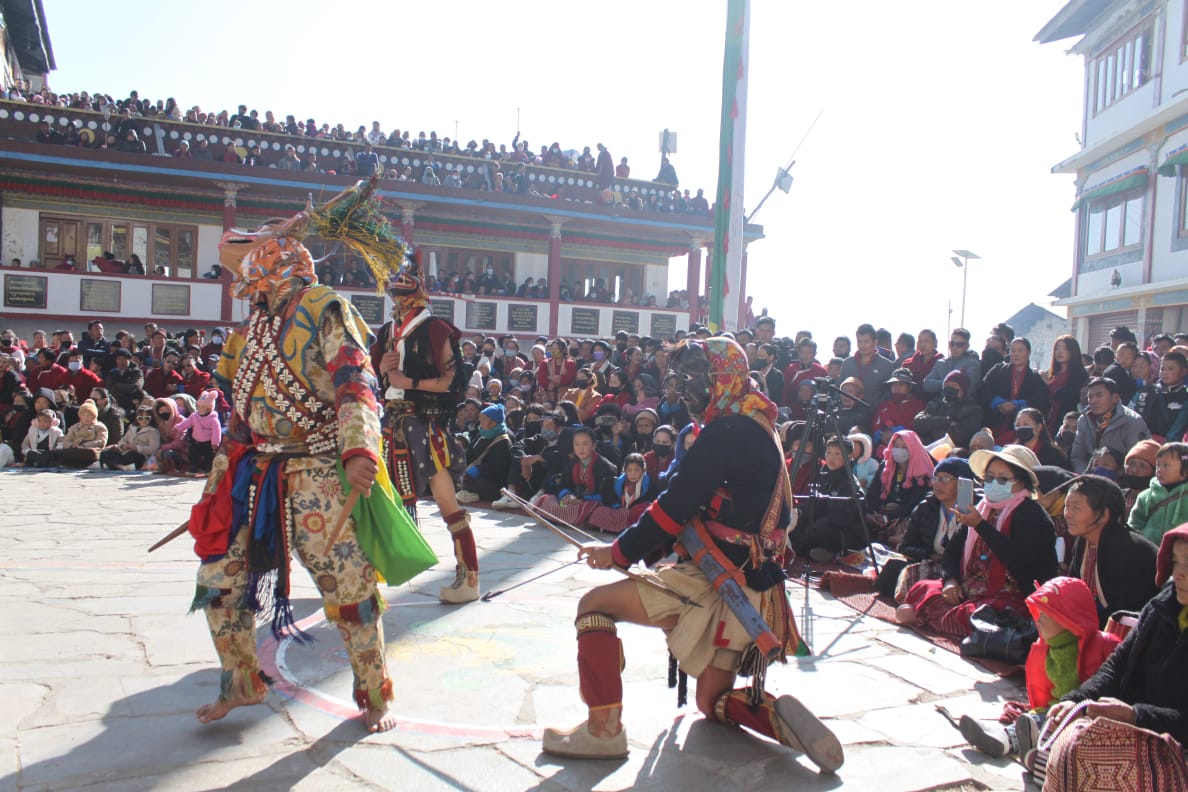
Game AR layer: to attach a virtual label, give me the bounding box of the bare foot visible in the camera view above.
[895,604,917,625]
[195,694,265,724]
[366,705,398,733]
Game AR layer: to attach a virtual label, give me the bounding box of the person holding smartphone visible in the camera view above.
[893,457,975,601]
[896,445,1058,638]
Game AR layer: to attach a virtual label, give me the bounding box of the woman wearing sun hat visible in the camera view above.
[896,444,1059,638]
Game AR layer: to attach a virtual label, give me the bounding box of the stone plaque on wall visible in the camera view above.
[611,310,639,335]
[650,313,677,340]
[80,278,121,313]
[151,283,191,316]
[570,307,600,336]
[465,301,497,330]
[507,304,538,333]
[3,274,47,309]
[351,294,386,326]
[429,299,455,324]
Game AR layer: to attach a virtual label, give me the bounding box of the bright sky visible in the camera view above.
[42,0,1083,346]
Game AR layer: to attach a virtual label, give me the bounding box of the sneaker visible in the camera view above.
[455,489,480,504]
[491,494,519,510]
[773,695,845,773]
[1014,713,1040,758]
[959,714,1011,758]
[542,720,628,759]
[439,566,479,604]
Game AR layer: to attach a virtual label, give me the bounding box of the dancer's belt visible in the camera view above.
[384,399,451,418]
[676,517,783,661]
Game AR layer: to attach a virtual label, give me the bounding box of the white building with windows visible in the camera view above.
[1039,0,1188,348]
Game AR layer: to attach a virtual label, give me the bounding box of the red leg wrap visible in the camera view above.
[445,510,478,572]
[714,689,778,740]
[576,613,623,709]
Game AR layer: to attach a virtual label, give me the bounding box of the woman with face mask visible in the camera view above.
[1013,407,1070,470]
[896,444,1059,639]
[980,338,1050,443]
[865,429,934,545]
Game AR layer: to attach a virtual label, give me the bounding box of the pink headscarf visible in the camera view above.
[879,429,934,494]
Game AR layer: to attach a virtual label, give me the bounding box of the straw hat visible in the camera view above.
[969,444,1041,490]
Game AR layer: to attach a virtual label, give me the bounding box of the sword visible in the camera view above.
[147,521,190,553]
[499,489,701,608]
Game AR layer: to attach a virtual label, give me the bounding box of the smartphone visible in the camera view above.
[957,477,974,511]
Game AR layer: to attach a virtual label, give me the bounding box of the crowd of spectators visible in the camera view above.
[2,305,1187,781]
[7,86,711,216]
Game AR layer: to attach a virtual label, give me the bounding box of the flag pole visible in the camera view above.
[709,0,751,332]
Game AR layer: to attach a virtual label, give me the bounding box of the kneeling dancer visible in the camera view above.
[188,182,400,732]
[542,338,844,773]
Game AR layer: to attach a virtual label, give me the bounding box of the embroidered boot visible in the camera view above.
[542,613,629,759]
[714,689,844,773]
[440,510,479,603]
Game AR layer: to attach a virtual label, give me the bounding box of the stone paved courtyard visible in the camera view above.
[0,469,1036,790]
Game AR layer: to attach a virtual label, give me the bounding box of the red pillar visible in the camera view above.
[736,249,748,331]
[548,220,563,336]
[686,242,702,330]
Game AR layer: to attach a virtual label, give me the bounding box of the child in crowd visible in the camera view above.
[588,452,656,534]
[790,435,866,562]
[1088,446,1124,482]
[959,576,1120,759]
[99,405,161,470]
[170,390,221,474]
[847,432,878,489]
[1128,441,1188,545]
[56,399,108,468]
[21,409,63,467]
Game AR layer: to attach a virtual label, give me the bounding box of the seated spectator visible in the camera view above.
[628,374,661,416]
[105,349,144,413]
[789,435,867,561]
[1040,525,1188,783]
[895,456,974,601]
[150,397,184,472]
[457,404,514,503]
[144,352,184,399]
[655,374,691,431]
[63,350,103,401]
[1012,407,1070,469]
[587,452,657,534]
[914,369,983,449]
[1129,441,1188,546]
[531,425,617,526]
[21,408,64,467]
[847,432,878,490]
[781,337,827,407]
[834,376,872,436]
[642,425,675,481]
[1122,438,1159,515]
[980,338,1050,443]
[1138,350,1188,442]
[897,445,1058,639]
[1071,377,1151,472]
[624,408,659,455]
[165,390,221,474]
[924,328,982,399]
[1064,474,1159,627]
[866,429,933,544]
[870,368,925,453]
[1128,351,1158,413]
[959,576,1121,759]
[53,398,108,468]
[88,388,124,445]
[900,329,942,389]
[99,405,161,470]
[1101,341,1139,405]
[115,130,147,154]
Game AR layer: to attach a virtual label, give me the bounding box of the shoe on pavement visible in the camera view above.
[960,714,1011,758]
[773,695,845,773]
[1014,713,1039,758]
[542,720,628,759]
[491,494,519,510]
[455,489,480,504]
[439,566,479,604]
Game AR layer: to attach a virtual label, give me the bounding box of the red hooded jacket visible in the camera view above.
[1024,576,1121,710]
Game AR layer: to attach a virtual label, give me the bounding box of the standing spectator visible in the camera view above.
[1042,335,1089,431]
[595,143,614,190]
[923,328,983,399]
[750,344,783,401]
[1102,341,1139,405]
[1140,351,1188,441]
[980,338,1050,442]
[78,320,111,367]
[901,329,942,392]
[839,324,895,404]
[893,332,916,365]
[356,144,379,177]
[1071,377,1151,472]
[654,156,678,186]
[781,338,828,407]
[615,157,630,178]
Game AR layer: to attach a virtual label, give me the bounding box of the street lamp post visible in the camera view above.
[951,249,981,329]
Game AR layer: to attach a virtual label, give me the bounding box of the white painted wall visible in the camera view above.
[514,252,549,284]
[0,269,224,324]
[1,206,39,264]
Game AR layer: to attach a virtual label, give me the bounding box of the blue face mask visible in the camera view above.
[1091,466,1120,481]
[504,348,516,357]
[982,479,1015,503]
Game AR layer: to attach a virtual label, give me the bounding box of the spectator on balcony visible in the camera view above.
[191,138,213,161]
[301,151,321,173]
[222,143,242,165]
[355,144,379,177]
[173,140,192,159]
[654,156,678,186]
[283,115,300,135]
[116,130,147,154]
[595,143,615,190]
[243,144,264,167]
[577,146,596,172]
[422,164,441,186]
[277,144,300,170]
[443,168,462,188]
[261,111,282,133]
[230,105,252,129]
[125,253,146,275]
[35,120,64,145]
[689,188,710,214]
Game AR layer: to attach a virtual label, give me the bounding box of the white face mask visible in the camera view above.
[68,361,82,371]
